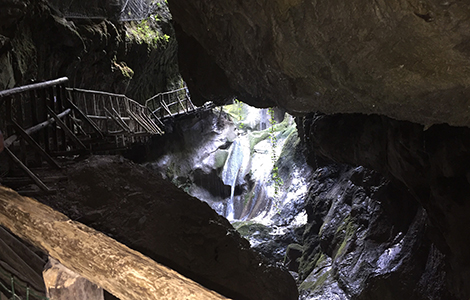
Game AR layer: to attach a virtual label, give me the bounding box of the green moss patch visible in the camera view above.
[333,215,358,260]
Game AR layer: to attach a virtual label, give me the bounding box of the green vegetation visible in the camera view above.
[112,56,134,79]
[126,16,170,50]
[333,215,358,260]
[223,99,246,129]
[269,107,284,212]
[299,253,331,291]
[299,269,330,291]
[234,99,244,129]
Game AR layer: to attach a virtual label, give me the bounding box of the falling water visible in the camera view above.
[146,102,313,252]
[221,135,251,220]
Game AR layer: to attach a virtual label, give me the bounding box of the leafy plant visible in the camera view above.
[234,99,245,129]
[269,107,283,212]
[126,16,170,51]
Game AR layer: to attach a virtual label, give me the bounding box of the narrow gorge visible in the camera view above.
[0,0,469,299]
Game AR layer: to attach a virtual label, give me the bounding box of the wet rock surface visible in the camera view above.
[296,164,454,300]
[300,113,470,299]
[36,155,298,300]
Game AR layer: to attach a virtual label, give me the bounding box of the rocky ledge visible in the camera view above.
[36,155,298,300]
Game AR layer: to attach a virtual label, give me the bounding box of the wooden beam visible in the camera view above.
[140,109,164,134]
[127,109,154,134]
[9,120,61,169]
[4,109,71,148]
[104,107,131,133]
[0,187,230,300]
[2,148,54,194]
[0,78,69,98]
[46,106,87,150]
[65,98,104,139]
[160,101,174,117]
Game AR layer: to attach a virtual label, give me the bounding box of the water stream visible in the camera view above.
[144,102,448,299]
[146,102,313,254]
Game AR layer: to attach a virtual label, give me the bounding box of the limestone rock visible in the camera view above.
[37,155,298,300]
[301,113,470,299]
[297,165,454,300]
[0,0,179,101]
[169,0,470,127]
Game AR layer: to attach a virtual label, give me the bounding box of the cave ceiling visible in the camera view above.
[168,0,470,128]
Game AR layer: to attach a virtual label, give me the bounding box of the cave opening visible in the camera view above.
[0,0,468,299]
[144,99,313,268]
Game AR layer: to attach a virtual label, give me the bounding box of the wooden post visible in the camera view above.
[56,85,67,152]
[2,148,53,193]
[65,98,104,138]
[46,106,86,150]
[9,120,61,169]
[0,187,230,300]
[38,89,50,153]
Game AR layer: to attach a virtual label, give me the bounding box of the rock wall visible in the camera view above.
[143,106,455,299]
[300,114,470,299]
[0,0,179,101]
[295,164,454,300]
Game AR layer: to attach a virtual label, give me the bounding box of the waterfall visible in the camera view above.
[147,102,311,225]
[221,135,251,220]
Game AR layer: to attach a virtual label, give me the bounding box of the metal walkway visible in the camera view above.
[0,77,198,194]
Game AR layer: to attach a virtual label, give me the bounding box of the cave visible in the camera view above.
[1,0,470,299]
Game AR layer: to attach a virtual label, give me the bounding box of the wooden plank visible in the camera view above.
[0,227,46,289]
[0,187,230,300]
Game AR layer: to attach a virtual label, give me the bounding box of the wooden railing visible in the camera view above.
[0,77,201,194]
[0,77,84,193]
[67,88,164,137]
[0,77,167,194]
[145,86,196,121]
